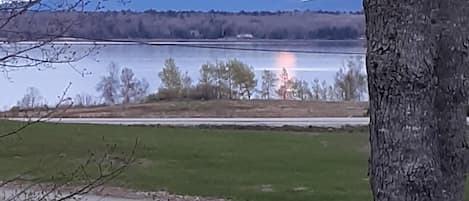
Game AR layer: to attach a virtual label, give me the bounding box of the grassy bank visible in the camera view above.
[1,100,368,118]
[0,121,371,201]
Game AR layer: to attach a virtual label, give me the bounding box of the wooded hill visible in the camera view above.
[1,10,365,40]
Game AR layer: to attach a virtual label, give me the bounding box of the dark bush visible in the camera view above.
[146,85,220,102]
[148,88,181,101]
[188,85,218,101]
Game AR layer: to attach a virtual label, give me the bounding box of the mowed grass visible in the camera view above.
[0,121,371,201]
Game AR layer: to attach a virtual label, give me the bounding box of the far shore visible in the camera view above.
[3,38,366,46]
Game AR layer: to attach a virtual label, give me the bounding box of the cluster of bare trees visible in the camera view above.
[262,56,367,101]
[16,87,45,109]
[96,62,149,105]
[74,93,96,107]
[14,63,150,109]
[334,57,367,101]
[1,10,364,40]
[12,87,98,110]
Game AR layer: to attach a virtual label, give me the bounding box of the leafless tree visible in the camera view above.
[120,67,149,104]
[17,86,43,109]
[96,62,120,105]
[120,67,137,104]
[180,71,193,98]
[276,68,293,100]
[133,78,149,103]
[260,70,277,100]
[319,80,329,101]
[74,93,95,107]
[311,78,321,101]
[291,79,311,101]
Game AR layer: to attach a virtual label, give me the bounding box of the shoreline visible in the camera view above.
[6,38,366,46]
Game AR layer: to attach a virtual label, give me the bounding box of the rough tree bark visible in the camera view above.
[364,0,469,201]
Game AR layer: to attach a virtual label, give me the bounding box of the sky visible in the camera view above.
[103,0,363,12]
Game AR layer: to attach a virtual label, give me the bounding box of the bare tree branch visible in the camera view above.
[0,1,135,200]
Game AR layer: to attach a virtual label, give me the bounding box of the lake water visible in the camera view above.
[1,41,366,109]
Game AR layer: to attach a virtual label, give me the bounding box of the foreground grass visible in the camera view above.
[0,121,371,201]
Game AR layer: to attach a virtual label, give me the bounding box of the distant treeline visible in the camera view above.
[2,10,365,40]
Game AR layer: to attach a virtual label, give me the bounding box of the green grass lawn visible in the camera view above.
[0,121,372,201]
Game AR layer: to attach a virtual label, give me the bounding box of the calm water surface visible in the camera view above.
[1,41,365,108]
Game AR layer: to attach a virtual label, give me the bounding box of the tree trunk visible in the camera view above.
[364,0,469,201]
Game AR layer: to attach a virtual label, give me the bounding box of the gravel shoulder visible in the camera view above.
[0,185,228,201]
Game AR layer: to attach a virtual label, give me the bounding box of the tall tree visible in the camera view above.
[199,63,215,87]
[364,1,469,201]
[326,85,338,101]
[276,68,292,100]
[96,62,121,105]
[119,67,148,104]
[158,58,183,99]
[134,78,150,103]
[311,78,321,101]
[197,63,217,100]
[74,93,95,107]
[18,87,43,109]
[260,70,278,100]
[224,60,236,99]
[320,80,329,101]
[120,67,137,104]
[181,71,193,98]
[159,58,182,93]
[212,61,229,99]
[229,60,257,100]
